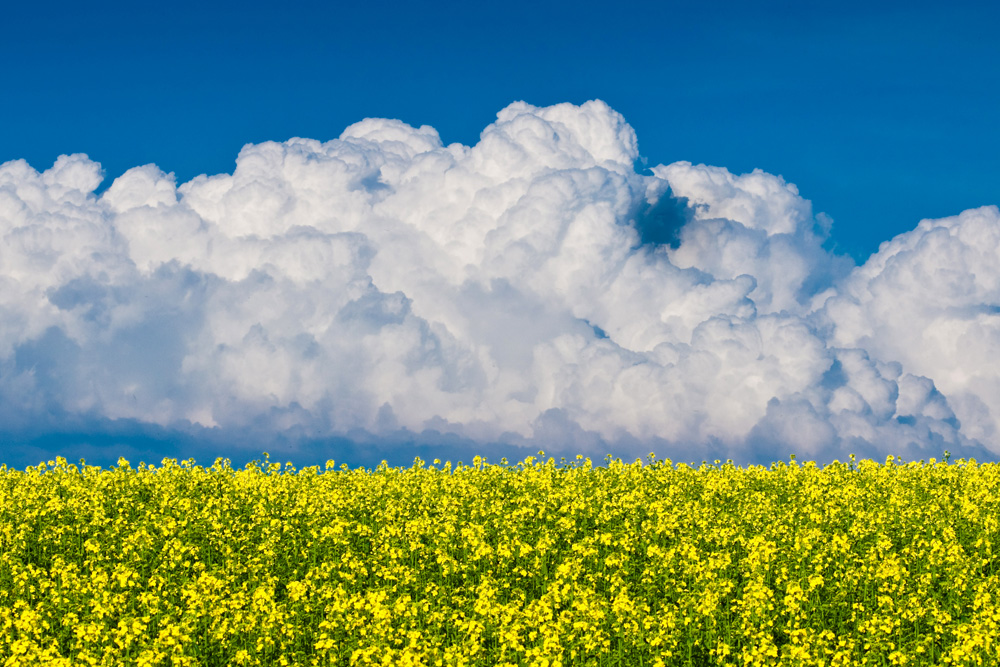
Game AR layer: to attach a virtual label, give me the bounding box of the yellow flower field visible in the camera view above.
[1,453,998,666]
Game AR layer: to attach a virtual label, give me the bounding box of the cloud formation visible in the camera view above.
[1,100,997,466]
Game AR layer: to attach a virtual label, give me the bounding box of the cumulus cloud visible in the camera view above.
[1,100,996,466]
[820,205,1000,446]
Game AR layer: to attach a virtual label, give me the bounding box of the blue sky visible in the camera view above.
[5,0,997,259]
[1,1,999,470]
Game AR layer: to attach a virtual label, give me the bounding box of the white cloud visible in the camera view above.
[0,100,995,465]
[821,205,1000,445]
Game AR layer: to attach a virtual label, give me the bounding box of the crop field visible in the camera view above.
[1,453,998,667]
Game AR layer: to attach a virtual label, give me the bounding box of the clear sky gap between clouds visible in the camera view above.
[1,100,998,466]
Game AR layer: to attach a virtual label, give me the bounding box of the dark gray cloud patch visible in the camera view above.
[631,186,691,249]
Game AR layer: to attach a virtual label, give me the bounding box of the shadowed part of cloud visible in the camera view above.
[632,187,691,249]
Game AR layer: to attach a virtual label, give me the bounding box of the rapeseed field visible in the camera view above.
[1,453,998,666]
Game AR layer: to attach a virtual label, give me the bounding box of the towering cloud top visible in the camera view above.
[1,101,997,464]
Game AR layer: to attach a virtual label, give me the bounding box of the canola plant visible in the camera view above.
[1,453,998,666]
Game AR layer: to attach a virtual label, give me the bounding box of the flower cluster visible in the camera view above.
[1,453,998,666]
